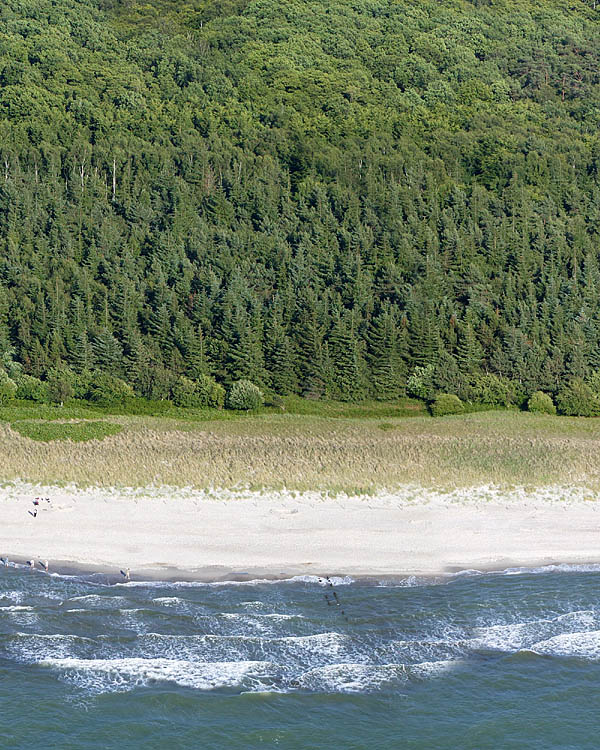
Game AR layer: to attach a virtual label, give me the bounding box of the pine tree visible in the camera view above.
[93,328,124,374]
[328,312,368,401]
[367,304,407,399]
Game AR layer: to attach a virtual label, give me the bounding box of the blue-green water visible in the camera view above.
[2,565,600,748]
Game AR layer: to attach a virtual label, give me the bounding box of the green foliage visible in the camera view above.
[15,374,49,403]
[0,371,16,404]
[469,374,516,407]
[0,0,598,412]
[556,379,600,417]
[528,391,556,415]
[172,374,225,408]
[11,420,122,442]
[226,379,264,410]
[407,365,436,401]
[282,396,426,419]
[431,393,464,417]
[46,368,74,404]
[85,373,134,406]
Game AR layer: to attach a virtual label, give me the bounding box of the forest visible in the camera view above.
[1,0,600,413]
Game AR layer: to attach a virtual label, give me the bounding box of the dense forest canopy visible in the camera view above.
[1,0,600,406]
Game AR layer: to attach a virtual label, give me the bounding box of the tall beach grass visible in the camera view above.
[0,410,598,492]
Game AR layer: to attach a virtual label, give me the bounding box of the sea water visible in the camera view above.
[2,565,600,748]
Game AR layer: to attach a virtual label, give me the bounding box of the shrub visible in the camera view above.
[226,379,263,410]
[71,370,94,400]
[46,367,74,404]
[556,378,600,417]
[15,374,49,403]
[407,364,435,400]
[0,370,17,404]
[86,373,134,406]
[469,373,516,407]
[527,391,556,415]
[430,393,464,417]
[172,376,200,407]
[196,374,225,409]
[172,375,225,409]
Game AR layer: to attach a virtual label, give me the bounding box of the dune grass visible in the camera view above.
[0,407,598,492]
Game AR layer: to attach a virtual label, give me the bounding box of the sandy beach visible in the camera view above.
[1,483,600,579]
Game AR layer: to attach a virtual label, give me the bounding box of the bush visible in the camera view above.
[226,379,263,410]
[430,393,464,417]
[528,390,556,415]
[556,378,600,417]
[196,374,225,409]
[0,370,17,404]
[15,374,49,403]
[172,375,225,409]
[469,373,516,406]
[46,367,74,404]
[86,372,134,406]
[407,364,435,400]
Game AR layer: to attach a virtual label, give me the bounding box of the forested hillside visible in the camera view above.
[1,0,600,407]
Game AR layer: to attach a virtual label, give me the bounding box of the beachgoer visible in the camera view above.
[27,559,35,569]
[28,510,37,518]
[39,560,49,572]
[32,499,39,506]
[120,568,130,581]
[0,557,8,566]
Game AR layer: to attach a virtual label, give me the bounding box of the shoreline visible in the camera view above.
[2,482,600,582]
[5,556,600,587]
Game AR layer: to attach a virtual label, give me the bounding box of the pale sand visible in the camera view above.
[2,482,600,580]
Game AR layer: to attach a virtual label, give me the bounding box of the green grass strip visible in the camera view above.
[11,421,123,443]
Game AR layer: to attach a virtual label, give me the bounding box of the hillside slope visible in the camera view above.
[0,0,599,403]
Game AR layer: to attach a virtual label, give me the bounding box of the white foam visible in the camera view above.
[0,591,25,604]
[10,633,96,662]
[118,575,354,589]
[530,630,600,660]
[67,595,127,606]
[39,657,275,693]
[500,563,600,576]
[0,605,32,612]
[295,659,457,693]
[153,597,187,606]
[472,610,597,652]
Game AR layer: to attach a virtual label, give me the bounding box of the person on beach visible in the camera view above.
[120,568,130,581]
[28,509,37,518]
[27,559,35,569]
[39,560,49,572]
[1,557,8,566]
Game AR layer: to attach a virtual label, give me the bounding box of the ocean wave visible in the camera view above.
[67,594,127,606]
[529,630,600,661]
[8,633,98,663]
[471,610,598,653]
[128,630,351,664]
[295,659,459,693]
[38,657,277,693]
[509,562,599,578]
[0,605,33,611]
[116,575,354,589]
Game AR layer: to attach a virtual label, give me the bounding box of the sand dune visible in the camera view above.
[1,482,600,580]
